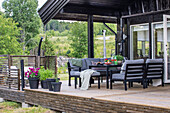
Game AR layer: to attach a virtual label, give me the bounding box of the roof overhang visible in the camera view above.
[38,0,135,25]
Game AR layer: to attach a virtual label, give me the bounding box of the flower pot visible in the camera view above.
[46,79,56,91]
[41,80,48,89]
[28,77,39,89]
[51,82,62,92]
[118,61,122,65]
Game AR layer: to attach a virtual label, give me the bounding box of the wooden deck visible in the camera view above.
[23,80,170,112]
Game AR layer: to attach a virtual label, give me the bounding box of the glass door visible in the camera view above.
[163,15,170,83]
[152,16,170,83]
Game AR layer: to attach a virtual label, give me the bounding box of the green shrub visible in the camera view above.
[39,67,54,81]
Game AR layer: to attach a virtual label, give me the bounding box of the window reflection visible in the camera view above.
[131,24,149,59]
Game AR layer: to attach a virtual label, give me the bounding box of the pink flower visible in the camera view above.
[36,68,40,70]
[28,75,29,78]
[25,72,27,76]
[29,72,32,75]
[35,73,37,76]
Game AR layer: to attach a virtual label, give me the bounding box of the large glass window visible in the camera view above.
[130,24,149,59]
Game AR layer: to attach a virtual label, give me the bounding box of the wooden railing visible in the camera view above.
[0,65,20,90]
[0,55,57,90]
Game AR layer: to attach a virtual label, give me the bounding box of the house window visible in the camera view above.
[130,24,149,60]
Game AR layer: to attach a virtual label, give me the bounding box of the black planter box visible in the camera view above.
[46,79,56,91]
[41,80,48,89]
[51,82,62,92]
[28,77,39,89]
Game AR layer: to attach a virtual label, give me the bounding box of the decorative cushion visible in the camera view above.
[70,59,82,67]
[68,59,80,71]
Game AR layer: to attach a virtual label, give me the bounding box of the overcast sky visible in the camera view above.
[0,0,47,11]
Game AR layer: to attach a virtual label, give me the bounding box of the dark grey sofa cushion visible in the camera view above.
[70,71,80,76]
[81,59,87,70]
[112,73,143,80]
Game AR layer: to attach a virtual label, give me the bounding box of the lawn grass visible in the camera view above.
[0,101,21,113]
[0,101,55,113]
[12,106,55,113]
[58,73,74,81]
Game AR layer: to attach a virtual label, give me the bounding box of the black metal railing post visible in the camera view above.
[21,60,25,91]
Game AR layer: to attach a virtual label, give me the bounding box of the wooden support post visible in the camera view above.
[21,60,24,91]
[35,56,38,68]
[8,55,11,69]
[117,18,122,55]
[18,69,20,90]
[149,22,152,59]
[88,15,94,58]
[127,19,131,59]
[121,18,125,56]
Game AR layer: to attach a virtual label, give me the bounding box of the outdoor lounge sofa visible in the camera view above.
[67,58,114,89]
[145,59,164,87]
[110,59,164,91]
[110,59,145,91]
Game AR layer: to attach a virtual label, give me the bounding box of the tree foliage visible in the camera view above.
[41,30,55,56]
[68,22,88,58]
[45,20,71,33]
[0,15,23,55]
[2,0,41,52]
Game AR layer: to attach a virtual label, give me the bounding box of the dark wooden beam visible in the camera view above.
[149,0,156,11]
[53,13,117,23]
[88,15,94,58]
[122,9,170,19]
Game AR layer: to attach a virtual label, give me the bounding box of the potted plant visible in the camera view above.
[51,77,62,92]
[47,77,60,91]
[115,55,124,64]
[25,67,40,89]
[39,67,54,89]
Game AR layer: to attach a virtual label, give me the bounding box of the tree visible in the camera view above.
[41,30,55,56]
[2,0,41,53]
[0,15,23,55]
[68,22,88,58]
